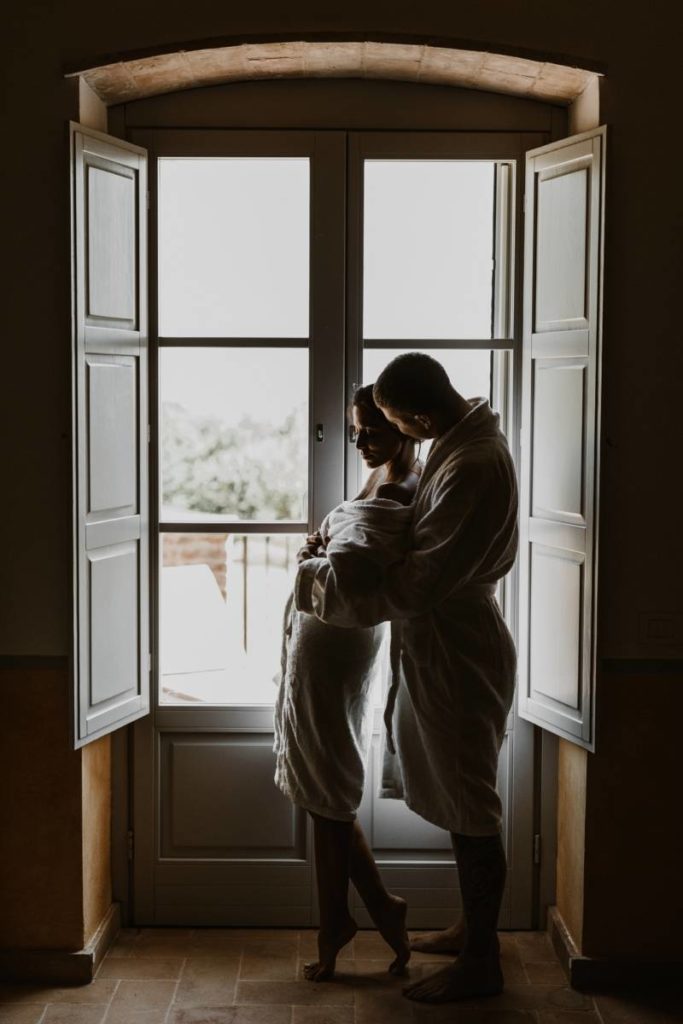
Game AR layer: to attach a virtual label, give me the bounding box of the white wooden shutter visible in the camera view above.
[70,123,149,747]
[517,127,605,750]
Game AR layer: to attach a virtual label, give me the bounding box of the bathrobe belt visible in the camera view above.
[383,582,497,755]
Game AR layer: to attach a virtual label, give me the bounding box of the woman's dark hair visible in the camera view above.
[373,352,453,415]
[350,384,419,488]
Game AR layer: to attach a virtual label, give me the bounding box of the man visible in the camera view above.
[295,353,518,1002]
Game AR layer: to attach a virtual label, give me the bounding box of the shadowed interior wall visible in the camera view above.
[0,669,84,950]
[556,741,586,950]
[3,0,681,960]
[82,737,112,944]
[582,671,683,960]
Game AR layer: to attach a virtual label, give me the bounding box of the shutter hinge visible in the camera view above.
[127,829,134,861]
[146,190,150,211]
[533,834,542,865]
[148,652,152,673]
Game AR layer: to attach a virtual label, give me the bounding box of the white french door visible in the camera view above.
[132,129,536,927]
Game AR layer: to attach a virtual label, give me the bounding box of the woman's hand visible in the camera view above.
[297,531,325,564]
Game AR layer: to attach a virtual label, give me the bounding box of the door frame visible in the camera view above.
[125,126,546,929]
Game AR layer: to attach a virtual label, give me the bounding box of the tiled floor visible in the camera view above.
[0,929,681,1023]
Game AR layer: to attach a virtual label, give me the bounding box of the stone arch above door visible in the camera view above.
[72,40,598,106]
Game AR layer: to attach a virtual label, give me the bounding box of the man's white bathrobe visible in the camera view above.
[295,399,518,836]
[275,499,413,821]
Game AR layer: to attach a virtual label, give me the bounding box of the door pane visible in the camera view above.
[363,161,495,339]
[160,532,305,705]
[160,348,308,523]
[158,158,310,337]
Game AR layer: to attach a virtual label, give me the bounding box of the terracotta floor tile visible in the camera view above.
[104,1007,169,1024]
[345,958,420,989]
[514,932,557,963]
[98,957,184,980]
[0,982,116,1007]
[355,987,415,1024]
[235,981,354,1006]
[239,955,298,981]
[192,932,299,958]
[406,981,592,1014]
[132,942,194,958]
[292,1006,353,1024]
[298,932,354,961]
[175,958,239,1008]
[0,993,46,1009]
[594,989,683,1024]
[42,1006,109,1023]
[353,931,395,959]
[0,1008,47,1024]
[537,1012,603,1023]
[523,961,568,986]
[169,1009,291,1024]
[107,979,177,1012]
[412,1008,536,1023]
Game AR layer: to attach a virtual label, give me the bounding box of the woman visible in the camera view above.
[274,385,420,981]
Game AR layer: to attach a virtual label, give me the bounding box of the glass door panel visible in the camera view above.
[158,158,310,337]
[160,532,305,705]
[160,347,309,523]
[363,160,495,339]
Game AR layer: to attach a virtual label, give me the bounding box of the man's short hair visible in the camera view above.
[373,353,453,415]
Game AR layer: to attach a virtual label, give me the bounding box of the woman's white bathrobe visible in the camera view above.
[274,498,413,821]
[295,399,518,836]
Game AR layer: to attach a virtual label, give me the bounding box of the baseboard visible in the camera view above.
[548,905,682,990]
[0,903,120,984]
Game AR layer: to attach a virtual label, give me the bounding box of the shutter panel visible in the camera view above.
[517,127,605,750]
[70,123,149,748]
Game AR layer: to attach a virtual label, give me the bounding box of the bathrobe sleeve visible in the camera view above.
[296,456,514,628]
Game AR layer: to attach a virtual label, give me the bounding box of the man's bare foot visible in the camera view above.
[403,954,503,1003]
[303,917,357,982]
[410,921,466,955]
[367,894,410,975]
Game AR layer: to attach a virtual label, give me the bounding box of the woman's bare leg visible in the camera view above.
[404,831,506,1002]
[349,820,410,974]
[304,813,357,982]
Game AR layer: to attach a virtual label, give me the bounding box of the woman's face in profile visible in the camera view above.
[352,404,402,470]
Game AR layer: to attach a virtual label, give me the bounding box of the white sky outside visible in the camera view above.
[158,158,310,338]
[363,160,495,339]
[160,348,308,427]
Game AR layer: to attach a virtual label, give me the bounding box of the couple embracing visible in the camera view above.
[274,353,518,1004]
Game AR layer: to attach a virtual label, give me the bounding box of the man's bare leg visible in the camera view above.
[303,814,357,982]
[409,841,466,955]
[410,919,467,955]
[349,820,410,974]
[404,831,506,1002]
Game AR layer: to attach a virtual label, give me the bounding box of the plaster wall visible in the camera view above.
[556,741,587,950]
[0,669,84,950]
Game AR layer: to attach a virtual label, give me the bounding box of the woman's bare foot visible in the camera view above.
[368,894,410,975]
[403,954,503,1003]
[303,917,357,982]
[410,921,466,955]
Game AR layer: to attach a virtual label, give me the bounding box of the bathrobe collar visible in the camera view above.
[418,397,500,493]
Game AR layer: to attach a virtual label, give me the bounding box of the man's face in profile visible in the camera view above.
[377,404,434,441]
